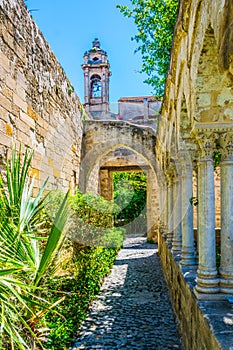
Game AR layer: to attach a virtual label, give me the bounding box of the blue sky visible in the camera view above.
[25,0,153,107]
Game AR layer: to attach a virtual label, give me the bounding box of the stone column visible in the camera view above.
[84,69,89,104]
[166,172,174,244]
[147,169,160,242]
[219,133,233,294]
[180,153,196,265]
[172,174,182,253]
[102,68,106,103]
[99,169,113,200]
[159,179,167,235]
[195,134,219,294]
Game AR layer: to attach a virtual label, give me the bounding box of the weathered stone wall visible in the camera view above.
[118,97,161,122]
[158,232,233,350]
[86,162,100,194]
[0,0,86,193]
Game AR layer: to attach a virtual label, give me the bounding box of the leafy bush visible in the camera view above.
[38,190,125,349]
[69,190,122,248]
[72,190,119,227]
[42,247,117,350]
[0,150,124,349]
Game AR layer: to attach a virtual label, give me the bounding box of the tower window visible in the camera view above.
[91,75,102,98]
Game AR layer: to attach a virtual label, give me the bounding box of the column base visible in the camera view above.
[220,277,233,294]
[196,275,219,294]
[181,248,197,265]
[172,239,182,253]
[194,289,231,300]
[166,232,173,243]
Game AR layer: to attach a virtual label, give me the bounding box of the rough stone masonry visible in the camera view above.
[0,0,86,195]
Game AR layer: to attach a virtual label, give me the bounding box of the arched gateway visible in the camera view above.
[79,120,161,240]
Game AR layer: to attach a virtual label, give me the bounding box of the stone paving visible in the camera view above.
[71,234,184,350]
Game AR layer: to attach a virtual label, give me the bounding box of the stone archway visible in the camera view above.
[79,120,158,192]
[79,120,160,240]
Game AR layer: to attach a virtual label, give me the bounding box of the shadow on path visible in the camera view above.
[72,234,184,349]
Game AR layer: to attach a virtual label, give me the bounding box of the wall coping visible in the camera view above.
[160,236,233,350]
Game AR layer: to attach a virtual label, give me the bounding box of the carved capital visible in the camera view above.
[219,132,233,161]
[195,131,219,160]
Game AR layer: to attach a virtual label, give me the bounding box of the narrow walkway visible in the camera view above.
[72,234,184,349]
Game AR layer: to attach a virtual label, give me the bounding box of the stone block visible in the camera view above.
[0,106,9,122]
[1,86,13,101]
[13,92,27,112]
[0,93,12,112]
[5,123,13,136]
[15,70,27,90]
[5,74,17,91]
[20,111,35,129]
[0,131,12,147]
[17,129,30,146]
[27,105,38,121]
[0,52,9,72]
[15,84,26,102]
[11,103,20,117]
[48,157,54,167]
[28,167,40,180]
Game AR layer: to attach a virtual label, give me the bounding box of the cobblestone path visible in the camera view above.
[72,234,184,350]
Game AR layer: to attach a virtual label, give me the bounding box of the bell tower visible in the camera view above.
[82,38,111,119]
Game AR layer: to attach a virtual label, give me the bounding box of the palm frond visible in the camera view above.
[34,191,70,287]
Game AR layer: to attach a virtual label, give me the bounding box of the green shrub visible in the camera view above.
[42,246,117,350]
[0,155,125,349]
[38,190,125,349]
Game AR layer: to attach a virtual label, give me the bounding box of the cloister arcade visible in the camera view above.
[157,0,233,298]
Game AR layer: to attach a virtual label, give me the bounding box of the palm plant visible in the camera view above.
[0,147,70,349]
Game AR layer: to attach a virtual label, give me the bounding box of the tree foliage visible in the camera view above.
[113,171,147,232]
[117,0,179,96]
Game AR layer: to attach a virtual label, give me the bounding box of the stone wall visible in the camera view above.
[158,232,233,350]
[118,96,161,126]
[0,0,86,193]
[86,162,100,194]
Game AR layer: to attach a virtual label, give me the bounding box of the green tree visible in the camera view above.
[117,0,179,96]
[113,171,147,231]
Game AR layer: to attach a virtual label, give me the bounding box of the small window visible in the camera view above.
[91,75,102,98]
